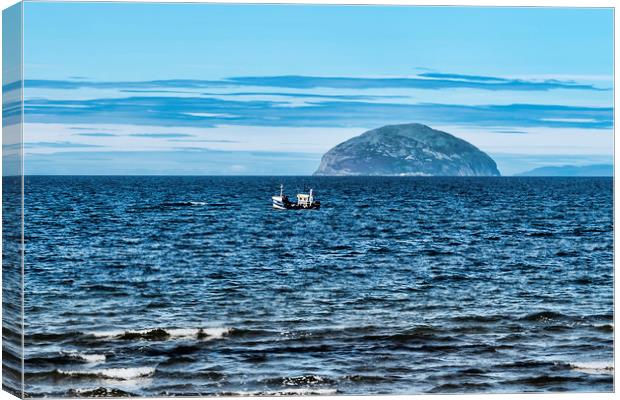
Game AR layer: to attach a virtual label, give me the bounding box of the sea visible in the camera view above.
[5,176,615,396]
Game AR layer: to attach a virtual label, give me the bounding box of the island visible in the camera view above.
[314,123,500,176]
[516,164,613,177]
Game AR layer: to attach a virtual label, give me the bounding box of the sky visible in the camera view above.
[12,2,614,175]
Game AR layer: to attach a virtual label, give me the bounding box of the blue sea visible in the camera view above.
[7,176,615,396]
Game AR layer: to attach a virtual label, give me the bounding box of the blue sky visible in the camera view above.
[15,2,614,175]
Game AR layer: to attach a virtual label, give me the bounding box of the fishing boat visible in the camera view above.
[272,184,321,210]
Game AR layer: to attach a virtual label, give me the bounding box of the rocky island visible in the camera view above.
[314,123,500,176]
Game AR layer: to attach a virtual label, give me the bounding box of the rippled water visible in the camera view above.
[14,176,614,396]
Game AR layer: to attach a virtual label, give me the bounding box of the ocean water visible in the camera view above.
[12,176,614,396]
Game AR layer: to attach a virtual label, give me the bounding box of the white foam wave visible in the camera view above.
[72,387,133,396]
[201,327,232,339]
[62,351,106,364]
[569,361,614,374]
[168,327,231,339]
[90,327,231,340]
[164,328,197,338]
[59,367,155,380]
[233,388,337,396]
[91,330,126,338]
[81,354,107,363]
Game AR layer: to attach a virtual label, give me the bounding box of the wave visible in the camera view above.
[160,201,229,208]
[155,369,225,381]
[57,367,156,380]
[423,248,454,256]
[520,311,572,323]
[507,374,585,386]
[219,388,337,396]
[342,374,397,383]
[264,374,335,386]
[430,382,492,393]
[27,352,106,367]
[62,351,106,364]
[130,201,226,212]
[458,368,486,375]
[91,327,231,341]
[527,231,555,237]
[26,331,84,343]
[170,327,230,339]
[451,314,503,324]
[571,277,594,285]
[555,250,579,257]
[592,323,614,332]
[262,373,397,387]
[361,325,442,343]
[493,360,555,370]
[28,326,238,348]
[568,361,614,375]
[68,387,135,397]
[161,201,208,207]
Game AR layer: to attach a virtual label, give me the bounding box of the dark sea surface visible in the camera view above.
[18,176,613,397]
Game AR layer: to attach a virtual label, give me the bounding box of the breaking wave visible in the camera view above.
[91,327,232,341]
[57,367,156,380]
[68,387,135,397]
[568,361,614,375]
[222,388,338,396]
[62,351,107,364]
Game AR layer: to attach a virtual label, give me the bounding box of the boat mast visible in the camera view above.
[280,184,284,198]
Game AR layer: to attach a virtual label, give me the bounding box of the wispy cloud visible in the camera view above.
[418,72,515,83]
[226,74,608,91]
[70,126,118,131]
[183,112,237,118]
[24,96,613,129]
[201,91,407,100]
[20,71,609,92]
[128,133,195,138]
[492,129,528,134]
[75,132,117,137]
[24,141,104,148]
[22,79,227,90]
[167,138,241,143]
[120,89,197,94]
